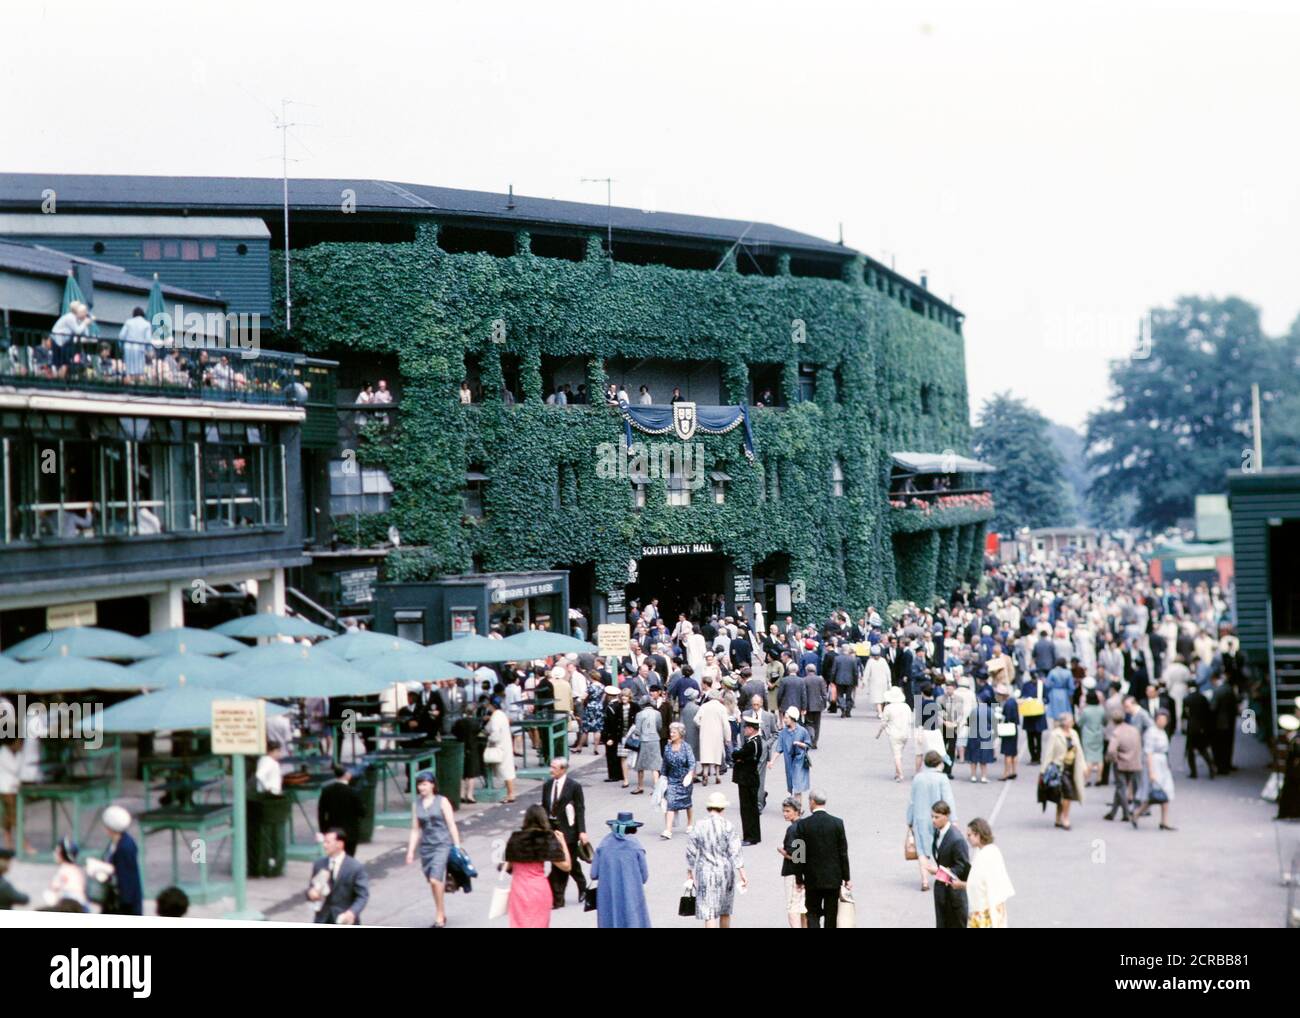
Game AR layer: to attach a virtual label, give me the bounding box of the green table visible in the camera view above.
[140,754,226,811]
[514,716,569,779]
[282,773,333,861]
[15,777,113,861]
[66,736,124,794]
[138,803,235,904]
[363,745,438,825]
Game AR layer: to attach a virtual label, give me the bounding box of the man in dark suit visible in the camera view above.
[601,687,635,782]
[732,713,764,845]
[803,665,828,749]
[541,758,589,907]
[1209,672,1239,775]
[830,640,860,718]
[1182,683,1215,778]
[792,790,851,928]
[307,829,369,924]
[893,639,914,689]
[928,801,970,928]
[317,765,366,856]
[1142,683,1177,734]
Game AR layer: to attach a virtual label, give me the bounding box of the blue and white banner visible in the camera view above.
[617,399,755,459]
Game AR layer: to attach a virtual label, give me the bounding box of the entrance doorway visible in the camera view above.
[628,552,729,625]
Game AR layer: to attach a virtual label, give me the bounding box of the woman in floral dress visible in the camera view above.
[685,792,747,928]
[578,678,605,755]
[660,722,696,839]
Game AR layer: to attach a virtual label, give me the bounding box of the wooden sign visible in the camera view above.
[211,700,266,756]
[597,623,631,658]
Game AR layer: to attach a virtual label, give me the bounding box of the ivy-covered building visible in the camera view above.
[0,173,995,629]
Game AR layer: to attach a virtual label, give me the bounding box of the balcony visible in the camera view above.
[889,489,995,531]
[0,326,319,408]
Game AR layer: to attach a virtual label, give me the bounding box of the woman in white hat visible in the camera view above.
[876,686,914,782]
[685,791,747,928]
[768,706,812,811]
[864,643,892,718]
[100,805,143,915]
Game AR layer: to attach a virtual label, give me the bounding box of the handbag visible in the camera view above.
[1147,783,1169,804]
[678,882,697,917]
[488,880,510,921]
[996,722,1016,738]
[904,828,918,861]
[583,884,598,912]
[624,730,642,753]
[1018,696,1045,718]
[483,744,506,766]
[836,887,857,928]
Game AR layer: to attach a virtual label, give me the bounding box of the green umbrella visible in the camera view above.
[318,630,424,661]
[4,626,159,662]
[93,683,289,735]
[129,653,242,687]
[502,630,599,659]
[4,656,163,694]
[213,613,334,640]
[362,649,474,684]
[61,270,86,315]
[140,627,245,657]
[146,272,170,340]
[230,657,390,707]
[425,634,520,663]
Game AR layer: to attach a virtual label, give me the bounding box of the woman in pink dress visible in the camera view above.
[503,805,572,928]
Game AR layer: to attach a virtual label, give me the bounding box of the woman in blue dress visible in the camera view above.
[995,684,1020,781]
[405,771,462,928]
[965,682,997,783]
[660,722,696,839]
[1044,660,1075,726]
[768,706,812,811]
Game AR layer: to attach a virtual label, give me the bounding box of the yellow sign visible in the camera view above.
[211,700,267,756]
[47,601,97,630]
[597,623,632,658]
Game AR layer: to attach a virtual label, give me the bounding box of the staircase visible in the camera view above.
[286,586,340,633]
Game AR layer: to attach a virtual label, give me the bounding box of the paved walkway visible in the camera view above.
[6,712,1289,927]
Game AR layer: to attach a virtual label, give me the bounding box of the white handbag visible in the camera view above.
[836,888,857,928]
[488,879,510,921]
[483,743,506,765]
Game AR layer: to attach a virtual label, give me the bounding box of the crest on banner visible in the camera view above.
[672,401,698,440]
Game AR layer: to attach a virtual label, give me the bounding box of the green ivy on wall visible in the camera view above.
[275,236,990,620]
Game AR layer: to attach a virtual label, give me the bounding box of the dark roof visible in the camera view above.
[0,240,222,303]
[0,172,848,256]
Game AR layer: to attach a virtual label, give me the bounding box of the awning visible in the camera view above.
[890,451,997,474]
[628,470,650,485]
[464,470,489,482]
[709,470,732,482]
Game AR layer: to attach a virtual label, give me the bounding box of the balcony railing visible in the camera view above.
[0,326,316,407]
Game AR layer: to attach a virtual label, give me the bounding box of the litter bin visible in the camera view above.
[355,764,378,845]
[247,793,292,877]
[435,739,465,809]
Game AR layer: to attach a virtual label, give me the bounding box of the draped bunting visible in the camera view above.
[618,399,755,460]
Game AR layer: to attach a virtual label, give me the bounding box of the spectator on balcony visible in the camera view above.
[604,383,619,406]
[90,342,124,380]
[637,384,653,405]
[501,384,516,405]
[118,307,153,378]
[61,506,94,539]
[31,335,64,379]
[459,380,473,405]
[755,388,775,407]
[546,385,567,406]
[670,386,685,403]
[159,348,188,387]
[51,301,94,368]
[574,384,588,405]
[372,379,392,424]
[0,340,30,378]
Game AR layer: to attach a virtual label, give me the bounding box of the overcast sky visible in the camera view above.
[5,0,1297,429]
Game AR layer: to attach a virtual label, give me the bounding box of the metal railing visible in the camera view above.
[0,326,317,407]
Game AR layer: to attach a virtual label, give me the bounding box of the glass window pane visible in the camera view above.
[97,441,131,535]
[201,241,217,259]
[181,240,200,261]
[142,240,162,260]
[163,241,180,259]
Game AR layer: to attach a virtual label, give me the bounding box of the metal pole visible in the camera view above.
[282,99,291,334]
[225,753,264,920]
[1252,382,1263,470]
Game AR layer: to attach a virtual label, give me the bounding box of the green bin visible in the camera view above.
[247,793,292,877]
[435,739,465,809]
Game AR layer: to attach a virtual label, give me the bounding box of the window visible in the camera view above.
[796,365,816,403]
[666,469,692,507]
[463,467,488,518]
[710,469,730,505]
[831,459,844,497]
[181,240,200,261]
[163,241,180,259]
[329,459,393,516]
[141,239,219,260]
[201,241,218,259]
[630,470,648,511]
[92,241,105,254]
[142,240,162,260]
[921,384,934,415]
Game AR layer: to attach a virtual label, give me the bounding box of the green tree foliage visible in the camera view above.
[973,392,1074,533]
[1085,297,1299,530]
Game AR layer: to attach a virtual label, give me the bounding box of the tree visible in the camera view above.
[973,392,1075,534]
[1085,296,1299,531]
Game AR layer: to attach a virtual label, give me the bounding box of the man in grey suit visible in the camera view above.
[803,664,829,749]
[776,663,808,720]
[308,829,370,924]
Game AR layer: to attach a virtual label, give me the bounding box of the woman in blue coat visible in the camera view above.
[965,683,997,783]
[101,805,143,916]
[1044,660,1076,725]
[995,685,1020,781]
[590,812,651,928]
[906,751,954,892]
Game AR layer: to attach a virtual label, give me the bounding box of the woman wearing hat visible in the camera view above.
[405,771,463,927]
[629,696,663,795]
[45,836,88,911]
[101,805,143,916]
[864,643,892,718]
[590,811,651,928]
[965,682,997,784]
[685,792,747,928]
[768,706,812,811]
[877,686,913,782]
[994,684,1020,782]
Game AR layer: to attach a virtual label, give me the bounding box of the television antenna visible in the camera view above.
[272,98,321,333]
[581,177,615,257]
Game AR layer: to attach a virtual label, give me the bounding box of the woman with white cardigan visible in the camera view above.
[955,817,1015,927]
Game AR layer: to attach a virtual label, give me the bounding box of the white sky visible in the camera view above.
[4,0,1297,429]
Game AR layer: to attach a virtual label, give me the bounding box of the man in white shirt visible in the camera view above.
[255,743,286,795]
